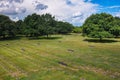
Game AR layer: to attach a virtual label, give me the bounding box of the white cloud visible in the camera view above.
[115,11,120,17]
[34,0,99,25]
[0,0,99,25]
[108,6,120,9]
[0,0,26,15]
[10,16,19,21]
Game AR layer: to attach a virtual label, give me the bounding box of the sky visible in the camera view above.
[0,0,120,26]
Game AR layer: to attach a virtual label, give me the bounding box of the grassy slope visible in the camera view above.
[0,34,120,80]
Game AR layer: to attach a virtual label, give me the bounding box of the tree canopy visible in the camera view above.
[73,27,82,33]
[0,15,16,39]
[82,13,120,40]
[0,13,74,39]
[23,13,73,37]
[1,12,119,40]
[56,21,73,34]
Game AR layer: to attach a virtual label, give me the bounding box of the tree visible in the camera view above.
[24,13,41,37]
[56,21,73,34]
[24,13,56,37]
[110,17,120,37]
[16,20,27,35]
[73,27,82,33]
[83,13,114,41]
[40,13,56,37]
[0,13,75,39]
[0,14,16,39]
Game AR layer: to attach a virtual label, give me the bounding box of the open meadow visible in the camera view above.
[0,34,120,80]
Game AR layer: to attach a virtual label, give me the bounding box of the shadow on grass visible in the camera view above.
[84,39,119,43]
[28,36,62,40]
[0,36,62,41]
[63,33,72,35]
[0,36,22,41]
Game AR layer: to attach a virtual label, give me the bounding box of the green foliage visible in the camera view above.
[2,12,119,40]
[89,31,113,41]
[0,14,16,39]
[110,17,120,37]
[73,27,82,33]
[83,13,120,40]
[39,13,56,37]
[23,13,73,37]
[56,21,74,34]
[0,13,74,39]
[24,13,41,37]
[15,20,26,35]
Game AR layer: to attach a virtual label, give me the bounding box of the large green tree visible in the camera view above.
[110,17,120,37]
[40,13,56,37]
[73,27,83,33]
[56,21,73,34]
[82,13,116,40]
[24,13,41,37]
[24,13,56,37]
[0,14,16,39]
[15,20,26,35]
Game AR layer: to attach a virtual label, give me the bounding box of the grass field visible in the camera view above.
[0,34,120,80]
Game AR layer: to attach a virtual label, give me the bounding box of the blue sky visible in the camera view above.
[0,0,120,26]
[92,0,120,15]
[91,0,120,7]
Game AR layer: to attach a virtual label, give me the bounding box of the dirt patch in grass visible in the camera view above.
[77,66,120,79]
[21,48,25,51]
[58,41,62,43]
[6,44,9,46]
[80,77,86,80]
[29,69,39,72]
[58,61,79,71]
[58,62,120,79]
[67,49,74,53]
[88,45,95,48]
[8,70,27,79]
[58,61,68,66]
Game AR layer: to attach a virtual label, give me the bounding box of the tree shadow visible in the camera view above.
[0,36,22,41]
[84,38,119,43]
[0,36,62,41]
[28,36,62,40]
[63,33,72,35]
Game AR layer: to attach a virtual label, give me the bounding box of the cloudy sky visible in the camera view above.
[0,0,120,26]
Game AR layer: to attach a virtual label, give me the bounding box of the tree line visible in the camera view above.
[0,13,120,40]
[0,13,73,39]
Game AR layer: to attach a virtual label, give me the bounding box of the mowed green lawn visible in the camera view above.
[0,34,120,80]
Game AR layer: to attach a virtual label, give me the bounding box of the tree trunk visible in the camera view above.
[3,35,5,39]
[100,37,102,41]
[47,34,48,38]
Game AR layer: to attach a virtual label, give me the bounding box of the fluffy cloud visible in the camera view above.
[0,0,23,3]
[32,1,48,10]
[35,0,99,25]
[0,0,99,25]
[115,11,120,17]
[0,0,26,15]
